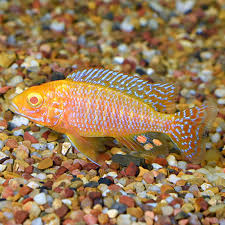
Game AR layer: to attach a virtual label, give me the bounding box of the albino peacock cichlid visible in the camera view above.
[10,68,217,165]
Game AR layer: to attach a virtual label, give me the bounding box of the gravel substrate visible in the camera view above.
[0,0,225,225]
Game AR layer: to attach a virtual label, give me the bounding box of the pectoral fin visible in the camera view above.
[66,133,106,166]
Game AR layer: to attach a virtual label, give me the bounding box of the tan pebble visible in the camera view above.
[138,167,149,177]
[0,52,16,68]
[181,203,194,213]
[38,158,53,170]
[98,213,109,225]
[127,207,143,218]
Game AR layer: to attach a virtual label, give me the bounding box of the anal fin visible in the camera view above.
[116,132,170,158]
[67,133,106,166]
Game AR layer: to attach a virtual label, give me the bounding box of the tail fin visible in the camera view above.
[169,102,218,163]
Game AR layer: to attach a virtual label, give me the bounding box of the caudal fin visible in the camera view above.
[169,102,218,163]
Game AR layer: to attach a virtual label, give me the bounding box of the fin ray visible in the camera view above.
[67,67,178,113]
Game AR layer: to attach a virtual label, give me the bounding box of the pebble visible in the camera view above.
[215,88,225,98]
[83,214,98,225]
[38,158,53,169]
[31,217,43,225]
[14,210,29,224]
[0,52,16,68]
[161,205,174,216]
[107,209,119,218]
[127,207,143,218]
[50,21,65,32]
[21,56,39,69]
[152,163,163,170]
[119,196,135,207]
[167,155,178,167]
[34,193,47,205]
[11,115,29,127]
[168,174,181,184]
[117,214,131,225]
[211,133,221,143]
[199,70,213,83]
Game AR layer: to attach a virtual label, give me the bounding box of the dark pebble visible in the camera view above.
[135,68,146,75]
[174,211,190,220]
[51,72,65,81]
[98,178,114,186]
[94,198,103,205]
[112,154,146,167]
[111,203,127,214]
[84,181,99,188]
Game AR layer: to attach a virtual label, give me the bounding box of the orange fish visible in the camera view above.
[10,68,217,165]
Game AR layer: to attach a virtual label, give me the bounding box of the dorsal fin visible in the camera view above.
[66,68,178,113]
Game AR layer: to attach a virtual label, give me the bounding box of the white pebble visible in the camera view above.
[177,161,187,170]
[176,0,195,14]
[11,115,29,127]
[7,75,23,87]
[161,205,174,216]
[13,129,24,136]
[117,214,131,225]
[118,44,128,53]
[199,70,213,82]
[152,163,163,170]
[0,164,6,172]
[167,155,178,167]
[27,181,40,189]
[211,133,220,143]
[0,140,4,150]
[146,68,155,75]
[36,173,47,180]
[31,143,47,150]
[215,88,225,98]
[31,217,43,225]
[34,193,47,205]
[113,56,124,64]
[201,183,212,191]
[62,199,72,205]
[120,19,134,32]
[107,209,119,218]
[168,174,181,184]
[61,142,71,155]
[50,21,65,32]
[47,143,55,150]
[218,98,225,105]
[185,193,194,200]
[21,56,39,69]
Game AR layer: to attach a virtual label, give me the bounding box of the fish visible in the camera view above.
[10,67,217,165]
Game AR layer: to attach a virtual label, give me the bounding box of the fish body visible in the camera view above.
[11,68,217,165]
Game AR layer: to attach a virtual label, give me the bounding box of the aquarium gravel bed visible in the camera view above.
[0,0,225,225]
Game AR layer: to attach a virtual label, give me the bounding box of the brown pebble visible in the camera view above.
[119,196,135,207]
[62,187,74,198]
[44,180,53,189]
[143,172,154,184]
[53,155,62,166]
[88,191,102,200]
[19,186,32,196]
[55,166,68,176]
[38,158,53,170]
[14,210,29,224]
[160,184,175,194]
[125,162,139,176]
[153,157,168,166]
[5,139,18,148]
[55,204,69,218]
[98,213,109,225]
[81,197,93,209]
[127,207,144,218]
[0,119,7,129]
[24,165,33,174]
[24,132,38,143]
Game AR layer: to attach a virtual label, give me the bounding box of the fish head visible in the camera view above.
[10,83,63,128]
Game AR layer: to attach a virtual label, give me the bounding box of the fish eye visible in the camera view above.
[27,93,43,107]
